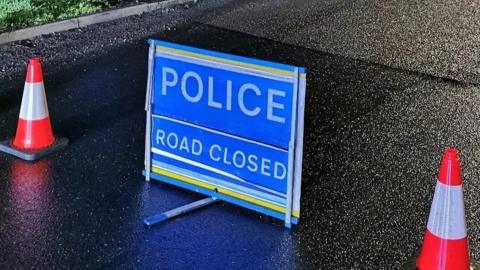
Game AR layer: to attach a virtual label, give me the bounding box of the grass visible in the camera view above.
[0,0,115,32]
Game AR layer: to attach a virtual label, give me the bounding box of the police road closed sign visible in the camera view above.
[144,40,306,227]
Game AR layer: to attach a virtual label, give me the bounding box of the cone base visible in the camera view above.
[0,137,68,161]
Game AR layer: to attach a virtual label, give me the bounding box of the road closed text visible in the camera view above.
[155,128,287,181]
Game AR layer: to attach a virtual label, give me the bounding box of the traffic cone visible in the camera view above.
[416,148,471,270]
[0,57,68,161]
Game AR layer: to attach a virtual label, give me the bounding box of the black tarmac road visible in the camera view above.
[1,0,480,269]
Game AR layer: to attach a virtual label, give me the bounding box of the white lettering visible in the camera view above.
[179,137,189,153]
[274,162,287,180]
[161,67,178,95]
[156,130,202,156]
[208,77,222,109]
[166,133,179,149]
[226,80,233,111]
[162,71,289,123]
[181,71,203,103]
[238,83,261,116]
[209,144,222,161]
[192,139,202,156]
[261,158,271,177]
[223,147,232,165]
[267,89,286,123]
[156,129,166,145]
[233,151,246,168]
[206,144,286,181]
[247,155,258,172]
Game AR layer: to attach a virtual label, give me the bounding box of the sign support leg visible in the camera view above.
[144,43,155,181]
[284,67,300,229]
[144,197,217,226]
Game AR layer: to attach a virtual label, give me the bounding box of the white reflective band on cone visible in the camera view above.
[427,181,467,240]
[19,82,49,120]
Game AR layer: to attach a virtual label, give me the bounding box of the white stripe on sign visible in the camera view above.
[151,147,286,198]
[19,82,49,120]
[427,181,467,240]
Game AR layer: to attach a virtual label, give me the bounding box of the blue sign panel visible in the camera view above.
[152,116,289,194]
[144,40,306,227]
[152,57,294,149]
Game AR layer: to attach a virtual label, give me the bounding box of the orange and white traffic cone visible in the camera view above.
[416,148,471,270]
[0,57,68,161]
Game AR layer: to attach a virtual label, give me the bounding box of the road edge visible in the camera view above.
[0,0,197,46]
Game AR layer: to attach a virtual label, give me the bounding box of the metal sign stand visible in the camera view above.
[144,197,218,226]
[144,43,218,227]
[143,40,306,228]
[144,43,154,182]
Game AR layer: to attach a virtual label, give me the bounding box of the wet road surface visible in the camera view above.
[2,0,480,269]
[206,0,480,84]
